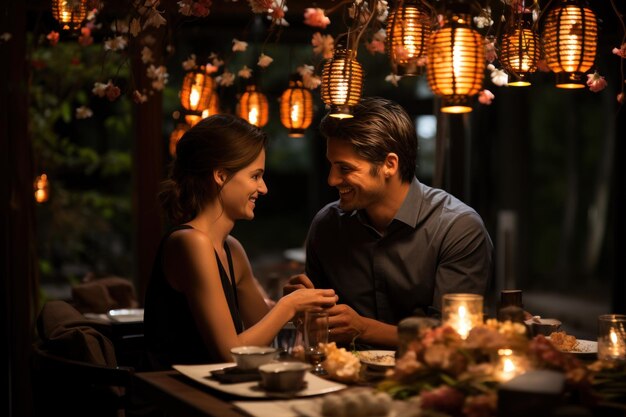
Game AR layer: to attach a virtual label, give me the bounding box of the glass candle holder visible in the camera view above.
[442,293,484,339]
[494,348,528,382]
[598,314,626,363]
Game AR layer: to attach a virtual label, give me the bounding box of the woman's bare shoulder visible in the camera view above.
[165,227,211,258]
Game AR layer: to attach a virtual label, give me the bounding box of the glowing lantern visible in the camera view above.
[500,17,540,87]
[34,174,50,203]
[52,0,87,30]
[542,0,598,88]
[185,92,219,126]
[280,75,313,137]
[238,84,268,127]
[321,48,363,119]
[180,68,214,112]
[169,123,189,156]
[386,0,432,76]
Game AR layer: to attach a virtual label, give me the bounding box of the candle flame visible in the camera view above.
[248,107,259,125]
[189,87,200,108]
[610,330,618,344]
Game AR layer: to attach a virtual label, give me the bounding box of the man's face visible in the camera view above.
[326,137,387,212]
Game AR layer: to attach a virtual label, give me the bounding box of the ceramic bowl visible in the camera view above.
[230,346,278,370]
[526,318,562,336]
[258,362,311,392]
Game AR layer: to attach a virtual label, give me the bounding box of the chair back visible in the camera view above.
[32,300,135,417]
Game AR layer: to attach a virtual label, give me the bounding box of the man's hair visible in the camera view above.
[319,97,417,182]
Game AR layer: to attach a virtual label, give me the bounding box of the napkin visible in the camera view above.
[209,366,262,384]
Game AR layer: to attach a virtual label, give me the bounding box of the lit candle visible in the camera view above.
[442,293,483,339]
[598,314,626,363]
[495,349,527,382]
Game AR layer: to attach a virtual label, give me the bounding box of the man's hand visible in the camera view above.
[326,304,366,345]
[283,274,314,296]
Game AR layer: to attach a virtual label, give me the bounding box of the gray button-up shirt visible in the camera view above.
[305,178,493,325]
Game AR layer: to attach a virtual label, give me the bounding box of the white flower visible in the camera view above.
[209,52,224,68]
[0,32,12,42]
[141,46,153,64]
[146,65,169,90]
[232,39,248,52]
[92,81,109,97]
[490,68,509,86]
[373,28,386,42]
[75,106,93,119]
[385,73,402,87]
[182,54,197,71]
[297,65,315,77]
[302,73,321,90]
[177,0,193,16]
[238,65,253,79]
[376,0,389,22]
[216,71,235,87]
[257,53,273,68]
[104,36,127,51]
[474,8,493,29]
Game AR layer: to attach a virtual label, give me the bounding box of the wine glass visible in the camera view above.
[304,310,329,376]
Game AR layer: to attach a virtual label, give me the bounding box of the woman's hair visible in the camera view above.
[160,114,268,225]
[319,97,417,182]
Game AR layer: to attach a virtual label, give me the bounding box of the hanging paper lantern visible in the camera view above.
[500,17,540,87]
[185,91,220,126]
[238,84,269,127]
[52,0,87,31]
[180,68,214,112]
[426,4,485,113]
[386,0,432,76]
[280,75,314,137]
[321,49,363,119]
[542,0,598,88]
[34,174,50,203]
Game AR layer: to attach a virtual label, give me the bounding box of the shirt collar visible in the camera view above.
[393,177,422,228]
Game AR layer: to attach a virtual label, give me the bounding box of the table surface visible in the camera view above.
[134,370,250,417]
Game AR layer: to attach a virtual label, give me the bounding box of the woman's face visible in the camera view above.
[220,148,267,221]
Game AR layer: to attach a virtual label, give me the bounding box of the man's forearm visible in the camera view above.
[360,317,398,348]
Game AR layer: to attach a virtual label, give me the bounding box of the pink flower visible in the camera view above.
[311,32,334,59]
[420,385,465,415]
[586,72,607,92]
[47,31,59,46]
[366,39,385,54]
[304,8,330,28]
[78,27,93,46]
[463,392,498,417]
[478,89,495,105]
[618,93,624,104]
[612,43,626,59]
[105,83,121,101]
[484,40,497,63]
[192,1,211,17]
[391,350,423,382]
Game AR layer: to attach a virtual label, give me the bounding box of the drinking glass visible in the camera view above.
[304,310,329,376]
[598,314,626,363]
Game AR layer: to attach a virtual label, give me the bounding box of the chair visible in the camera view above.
[31,300,135,417]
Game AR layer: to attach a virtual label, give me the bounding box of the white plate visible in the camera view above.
[357,350,396,368]
[106,308,144,323]
[173,363,347,398]
[547,337,597,354]
[291,395,421,417]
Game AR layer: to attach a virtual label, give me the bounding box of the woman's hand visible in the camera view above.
[278,288,337,316]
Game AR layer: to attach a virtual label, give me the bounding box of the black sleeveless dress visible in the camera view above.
[143,225,244,370]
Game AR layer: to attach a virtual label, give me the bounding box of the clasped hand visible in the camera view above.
[283,274,365,345]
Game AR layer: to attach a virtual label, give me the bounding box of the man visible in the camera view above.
[285,97,493,349]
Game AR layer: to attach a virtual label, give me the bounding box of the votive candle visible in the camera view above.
[495,348,528,382]
[442,293,484,339]
[598,314,626,363]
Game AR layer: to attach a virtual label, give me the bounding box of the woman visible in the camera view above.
[143,114,337,370]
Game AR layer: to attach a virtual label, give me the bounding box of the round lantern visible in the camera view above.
[34,173,50,203]
[426,5,485,113]
[280,75,314,137]
[180,68,215,112]
[542,0,597,89]
[321,49,363,119]
[386,0,432,76]
[238,84,269,127]
[52,0,87,31]
[500,17,540,87]
[185,92,219,127]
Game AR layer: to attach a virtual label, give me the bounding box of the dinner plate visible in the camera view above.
[357,350,396,369]
[547,337,597,354]
[291,395,422,417]
[106,308,144,323]
[173,363,346,398]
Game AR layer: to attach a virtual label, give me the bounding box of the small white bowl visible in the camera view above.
[258,362,311,392]
[230,346,278,370]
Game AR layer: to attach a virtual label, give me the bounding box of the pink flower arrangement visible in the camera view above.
[478,90,495,105]
[46,31,59,46]
[612,43,626,59]
[378,320,596,417]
